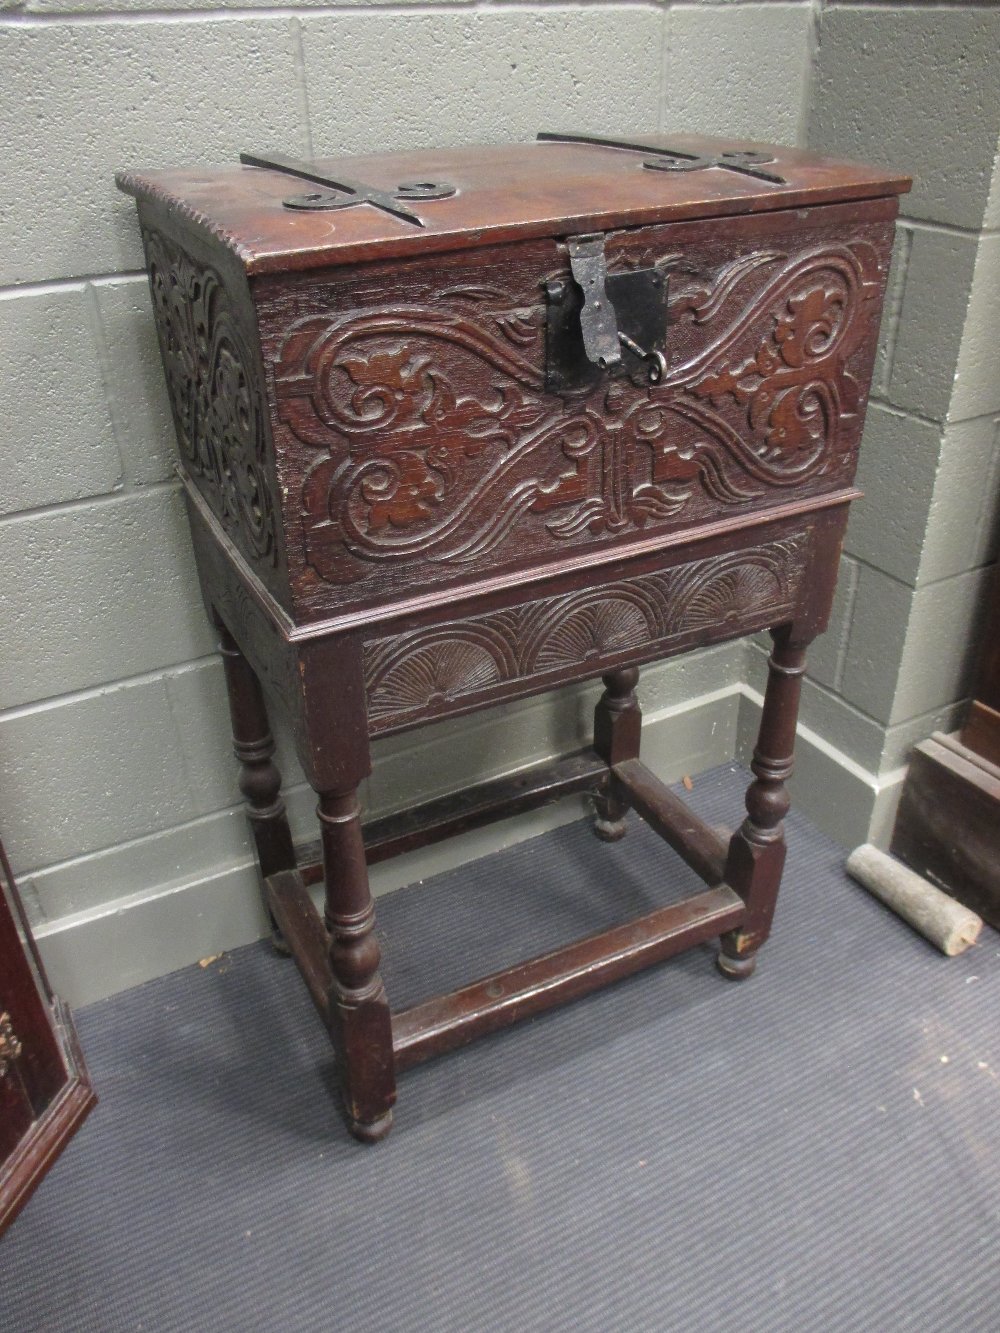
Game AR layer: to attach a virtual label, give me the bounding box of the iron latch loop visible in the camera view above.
[567,235,623,372]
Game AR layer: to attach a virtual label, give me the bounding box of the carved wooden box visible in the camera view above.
[118,136,909,1142]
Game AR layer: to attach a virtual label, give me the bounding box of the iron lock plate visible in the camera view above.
[545,237,669,394]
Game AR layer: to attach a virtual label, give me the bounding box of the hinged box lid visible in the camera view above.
[116,133,911,276]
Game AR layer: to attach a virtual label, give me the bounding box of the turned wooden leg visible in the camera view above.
[592,666,642,842]
[217,620,296,954]
[319,788,396,1143]
[718,627,809,981]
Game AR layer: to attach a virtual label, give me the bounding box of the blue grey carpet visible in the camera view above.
[3,762,999,1331]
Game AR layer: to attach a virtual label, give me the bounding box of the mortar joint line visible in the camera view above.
[831,554,860,696]
[0,1,661,24]
[795,0,822,149]
[0,477,179,530]
[656,0,670,134]
[0,271,148,300]
[82,279,130,491]
[874,224,912,400]
[0,653,223,724]
[289,14,314,158]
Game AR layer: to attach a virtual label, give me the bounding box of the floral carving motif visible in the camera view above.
[365,534,807,730]
[144,228,277,567]
[274,234,887,586]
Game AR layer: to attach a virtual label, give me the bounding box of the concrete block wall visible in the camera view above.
[738,0,1000,851]
[2,0,996,1002]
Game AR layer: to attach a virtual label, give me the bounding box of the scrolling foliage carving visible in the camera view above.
[364,534,807,731]
[275,235,884,587]
[144,228,278,568]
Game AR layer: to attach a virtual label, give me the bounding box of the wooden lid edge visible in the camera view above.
[116,169,258,269]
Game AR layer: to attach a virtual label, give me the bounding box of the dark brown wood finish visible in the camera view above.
[392,885,746,1071]
[297,748,612,882]
[216,617,297,949]
[960,565,1000,767]
[0,840,96,1235]
[718,625,809,979]
[119,135,908,1142]
[593,668,643,841]
[612,758,728,885]
[116,138,909,276]
[891,733,1000,930]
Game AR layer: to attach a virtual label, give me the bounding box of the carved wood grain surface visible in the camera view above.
[363,530,809,734]
[142,225,284,595]
[254,199,893,621]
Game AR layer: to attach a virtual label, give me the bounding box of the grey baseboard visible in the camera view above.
[32,679,743,1007]
[33,672,908,1008]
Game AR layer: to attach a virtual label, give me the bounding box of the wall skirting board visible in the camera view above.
[29,669,906,1008]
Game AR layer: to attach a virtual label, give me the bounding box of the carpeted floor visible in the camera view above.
[3,762,999,1332]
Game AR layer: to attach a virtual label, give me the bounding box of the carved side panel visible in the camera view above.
[364,532,809,734]
[259,205,893,615]
[143,226,281,582]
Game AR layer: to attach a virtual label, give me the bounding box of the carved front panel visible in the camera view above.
[142,226,284,595]
[364,531,809,734]
[258,201,893,619]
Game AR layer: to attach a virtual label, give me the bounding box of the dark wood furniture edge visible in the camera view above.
[959,562,1000,765]
[291,489,860,638]
[890,730,1000,930]
[265,870,331,1022]
[115,168,259,268]
[612,758,728,885]
[296,748,611,883]
[278,748,747,1076]
[117,170,909,276]
[0,1000,97,1236]
[392,885,745,1070]
[179,467,296,638]
[181,466,860,643]
[962,700,1000,768]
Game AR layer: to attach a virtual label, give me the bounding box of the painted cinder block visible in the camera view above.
[809,7,1000,231]
[804,554,858,693]
[0,487,215,712]
[302,9,662,158]
[24,0,454,15]
[91,277,177,488]
[664,4,813,142]
[845,405,942,587]
[0,20,303,285]
[880,700,966,776]
[884,227,978,422]
[872,226,910,399]
[890,563,994,726]
[917,415,1000,587]
[0,287,121,516]
[839,563,916,725]
[0,672,219,876]
[747,639,886,774]
[986,148,1000,232]
[951,233,1000,422]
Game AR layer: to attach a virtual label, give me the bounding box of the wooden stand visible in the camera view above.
[221,618,813,1142]
[116,133,907,1142]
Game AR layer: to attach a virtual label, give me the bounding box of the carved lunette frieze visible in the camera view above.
[143,227,279,570]
[364,532,809,732]
[274,234,885,589]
